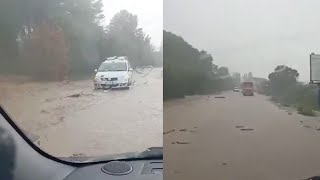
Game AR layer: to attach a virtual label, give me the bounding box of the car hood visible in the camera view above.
[95,71,128,78]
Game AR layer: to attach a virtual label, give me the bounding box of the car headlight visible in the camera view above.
[121,75,129,80]
[94,76,100,81]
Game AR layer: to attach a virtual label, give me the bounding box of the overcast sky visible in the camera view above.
[102,0,162,49]
[164,0,320,81]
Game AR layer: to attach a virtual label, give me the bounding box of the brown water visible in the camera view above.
[164,92,320,180]
[0,67,163,157]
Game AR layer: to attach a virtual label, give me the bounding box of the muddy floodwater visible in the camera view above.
[164,92,320,180]
[0,67,163,157]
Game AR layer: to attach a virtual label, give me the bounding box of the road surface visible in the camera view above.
[0,67,163,157]
[164,91,320,180]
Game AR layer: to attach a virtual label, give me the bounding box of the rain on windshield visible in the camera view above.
[0,0,163,160]
[98,62,127,72]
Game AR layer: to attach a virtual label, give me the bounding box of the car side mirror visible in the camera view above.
[94,69,97,72]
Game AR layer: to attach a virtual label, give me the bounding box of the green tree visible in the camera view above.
[0,0,104,79]
[267,65,318,116]
[268,65,299,96]
[57,0,105,77]
[164,31,203,98]
[163,31,230,99]
[98,10,155,68]
[217,67,229,77]
[0,0,27,72]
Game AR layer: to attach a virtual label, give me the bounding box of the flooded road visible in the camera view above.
[164,92,320,180]
[0,67,163,157]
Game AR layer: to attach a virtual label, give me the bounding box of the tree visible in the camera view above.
[154,41,163,67]
[0,0,105,79]
[98,10,155,68]
[56,0,105,76]
[268,65,299,96]
[152,50,163,67]
[217,67,229,77]
[0,0,27,72]
[200,50,216,77]
[163,31,231,99]
[22,20,71,80]
[164,31,204,98]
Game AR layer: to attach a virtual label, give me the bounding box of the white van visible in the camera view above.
[93,56,133,89]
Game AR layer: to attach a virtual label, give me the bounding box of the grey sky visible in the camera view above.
[103,0,162,49]
[164,0,320,81]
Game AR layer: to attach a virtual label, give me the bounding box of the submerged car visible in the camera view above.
[94,56,133,89]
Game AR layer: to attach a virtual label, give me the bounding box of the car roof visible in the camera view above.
[102,59,127,63]
[103,56,129,62]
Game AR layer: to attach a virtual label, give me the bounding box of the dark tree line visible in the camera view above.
[0,1,160,80]
[268,65,299,96]
[97,10,160,68]
[163,31,233,100]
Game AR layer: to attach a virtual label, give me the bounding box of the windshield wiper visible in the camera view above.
[59,147,163,163]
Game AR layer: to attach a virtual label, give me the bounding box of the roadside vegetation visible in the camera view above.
[163,30,319,114]
[163,31,233,100]
[266,65,319,116]
[0,1,161,81]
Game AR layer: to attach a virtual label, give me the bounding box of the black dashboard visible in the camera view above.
[65,160,162,180]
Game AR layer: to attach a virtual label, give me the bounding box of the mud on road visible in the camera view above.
[164,92,320,180]
[0,67,163,157]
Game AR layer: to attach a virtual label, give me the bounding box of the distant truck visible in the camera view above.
[241,81,254,96]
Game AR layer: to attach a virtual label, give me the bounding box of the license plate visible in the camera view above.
[105,81,113,85]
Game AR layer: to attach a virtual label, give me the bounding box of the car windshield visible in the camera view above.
[242,82,253,86]
[98,62,127,72]
[0,0,162,162]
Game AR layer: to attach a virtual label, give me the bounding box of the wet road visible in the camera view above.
[1,67,163,157]
[164,92,320,180]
